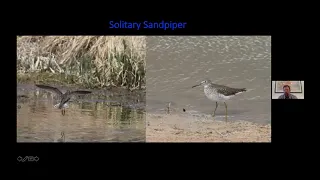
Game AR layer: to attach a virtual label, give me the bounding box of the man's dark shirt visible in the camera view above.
[278,93,298,99]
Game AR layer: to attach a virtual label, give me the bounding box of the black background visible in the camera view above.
[8,14,307,175]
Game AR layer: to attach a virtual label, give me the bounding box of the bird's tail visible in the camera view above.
[54,103,60,108]
[237,88,246,93]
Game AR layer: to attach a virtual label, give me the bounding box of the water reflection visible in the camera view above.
[17,84,146,142]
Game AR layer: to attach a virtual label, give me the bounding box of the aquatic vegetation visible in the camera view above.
[17,36,146,89]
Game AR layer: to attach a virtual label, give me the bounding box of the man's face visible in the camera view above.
[283,87,290,94]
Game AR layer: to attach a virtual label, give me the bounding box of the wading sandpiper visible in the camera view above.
[35,84,91,115]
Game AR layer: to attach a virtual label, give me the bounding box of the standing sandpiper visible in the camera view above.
[56,131,65,142]
[35,84,92,115]
[192,79,246,122]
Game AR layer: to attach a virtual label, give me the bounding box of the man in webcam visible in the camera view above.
[278,85,298,99]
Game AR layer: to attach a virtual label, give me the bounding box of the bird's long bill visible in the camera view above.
[192,84,201,88]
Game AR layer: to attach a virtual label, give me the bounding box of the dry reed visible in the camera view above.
[17,36,146,89]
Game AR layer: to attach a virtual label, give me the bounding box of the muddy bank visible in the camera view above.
[17,72,146,90]
[146,113,271,142]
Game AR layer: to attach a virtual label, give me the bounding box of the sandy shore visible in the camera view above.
[146,113,271,142]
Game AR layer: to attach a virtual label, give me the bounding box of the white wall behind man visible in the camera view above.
[272,81,304,99]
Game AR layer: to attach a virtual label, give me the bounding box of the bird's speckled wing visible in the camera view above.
[211,84,246,96]
[35,84,63,96]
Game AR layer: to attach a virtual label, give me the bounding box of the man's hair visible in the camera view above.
[283,85,291,90]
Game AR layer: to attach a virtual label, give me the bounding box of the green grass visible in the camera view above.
[17,36,146,89]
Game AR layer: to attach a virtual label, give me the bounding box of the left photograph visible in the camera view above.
[17,36,146,142]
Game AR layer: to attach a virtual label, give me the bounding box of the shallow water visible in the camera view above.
[147,36,271,124]
[17,84,146,142]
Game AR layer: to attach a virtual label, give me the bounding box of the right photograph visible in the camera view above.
[146,36,271,142]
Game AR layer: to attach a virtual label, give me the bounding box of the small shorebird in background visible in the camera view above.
[35,84,92,115]
[192,79,246,122]
[56,131,65,142]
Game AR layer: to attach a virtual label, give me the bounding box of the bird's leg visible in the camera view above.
[212,102,218,117]
[224,102,227,122]
[62,109,65,115]
[166,102,171,114]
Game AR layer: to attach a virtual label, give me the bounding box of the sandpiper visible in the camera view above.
[35,84,91,115]
[56,131,65,142]
[192,79,246,122]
